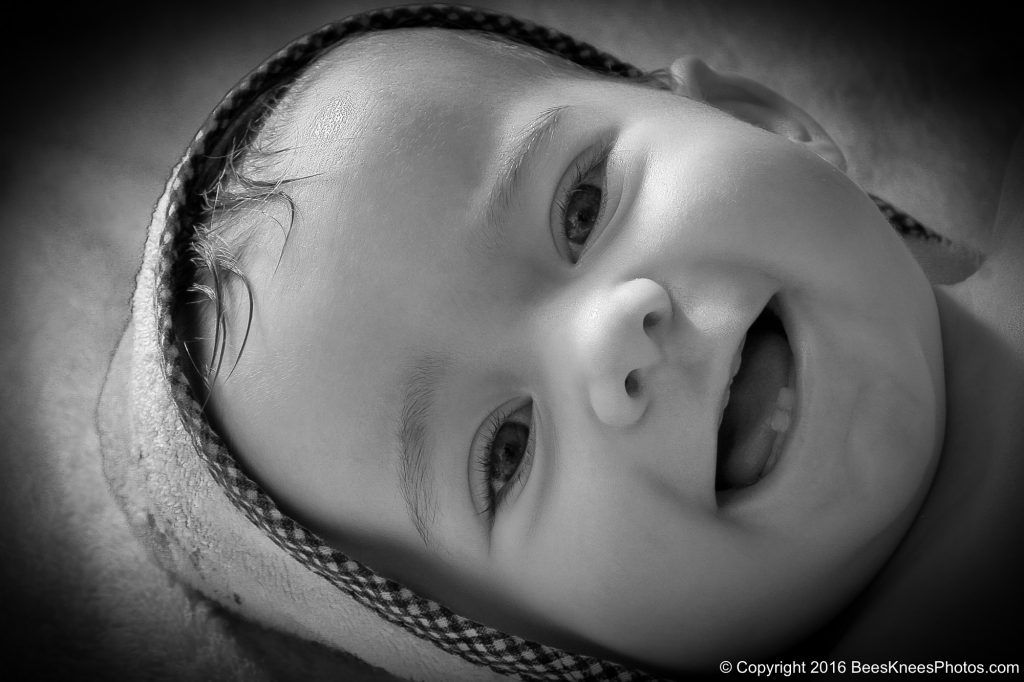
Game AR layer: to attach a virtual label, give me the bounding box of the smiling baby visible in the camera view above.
[163,21,953,675]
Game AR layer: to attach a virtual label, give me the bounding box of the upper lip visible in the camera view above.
[715,302,761,435]
[712,294,791,492]
[716,343,743,434]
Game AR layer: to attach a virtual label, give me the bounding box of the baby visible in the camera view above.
[142,7,1021,679]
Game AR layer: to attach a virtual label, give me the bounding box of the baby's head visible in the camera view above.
[180,24,944,672]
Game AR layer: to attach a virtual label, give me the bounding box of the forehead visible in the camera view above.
[278,30,588,162]
[255,29,635,295]
[246,34,598,348]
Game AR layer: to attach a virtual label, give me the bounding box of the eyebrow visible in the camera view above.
[397,353,448,547]
[482,104,570,231]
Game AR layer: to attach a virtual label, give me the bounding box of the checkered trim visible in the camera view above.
[150,5,941,680]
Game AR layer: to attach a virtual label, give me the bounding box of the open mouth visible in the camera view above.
[715,298,795,496]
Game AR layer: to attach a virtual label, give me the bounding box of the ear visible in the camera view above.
[666,56,847,172]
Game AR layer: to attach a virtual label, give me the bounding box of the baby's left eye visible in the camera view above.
[486,419,530,500]
[554,145,610,264]
[472,399,535,518]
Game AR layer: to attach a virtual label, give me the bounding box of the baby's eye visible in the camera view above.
[554,144,611,264]
[473,400,535,517]
[562,184,603,260]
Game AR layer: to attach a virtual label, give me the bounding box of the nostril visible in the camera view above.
[643,312,660,331]
[624,370,641,397]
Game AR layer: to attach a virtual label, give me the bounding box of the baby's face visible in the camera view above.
[209,32,944,669]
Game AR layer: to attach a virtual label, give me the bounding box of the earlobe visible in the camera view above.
[666,56,847,172]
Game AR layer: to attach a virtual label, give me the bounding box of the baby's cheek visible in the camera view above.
[791,363,938,552]
[846,370,938,511]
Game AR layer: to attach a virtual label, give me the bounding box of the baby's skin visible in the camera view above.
[194,30,948,671]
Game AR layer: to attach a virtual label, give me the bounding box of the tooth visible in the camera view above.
[770,409,791,433]
[776,386,795,410]
[730,336,745,379]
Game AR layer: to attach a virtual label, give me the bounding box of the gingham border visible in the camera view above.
[150,5,947,680]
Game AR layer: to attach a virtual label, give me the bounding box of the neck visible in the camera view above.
[933,284,1024,486]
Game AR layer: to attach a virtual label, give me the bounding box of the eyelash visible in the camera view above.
[554,140,613,263]
[474,400,535,518]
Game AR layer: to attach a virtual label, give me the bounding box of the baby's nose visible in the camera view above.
[573,278,673,427]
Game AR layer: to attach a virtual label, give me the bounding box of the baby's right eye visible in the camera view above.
[471,399,535,517]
